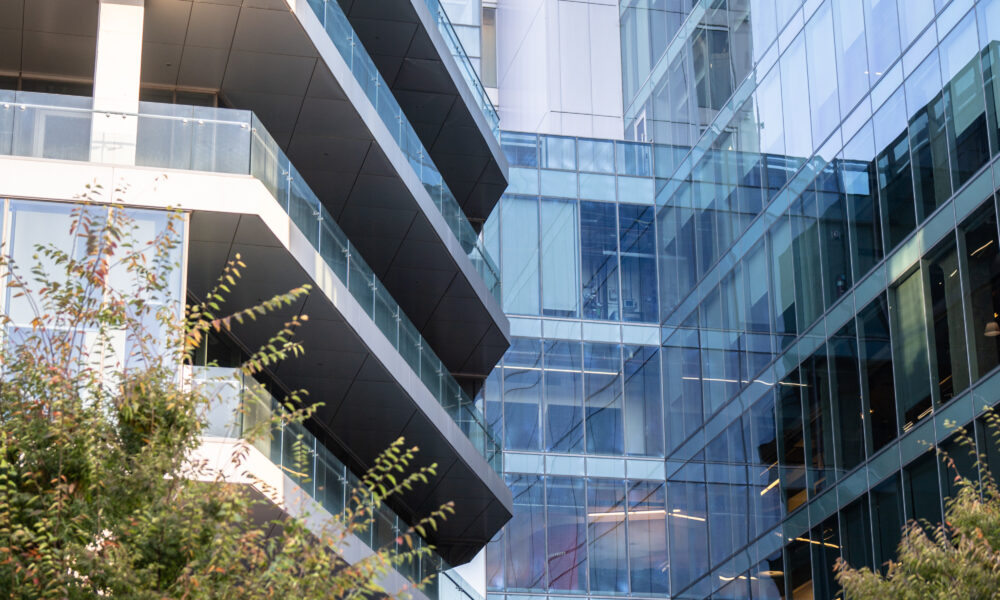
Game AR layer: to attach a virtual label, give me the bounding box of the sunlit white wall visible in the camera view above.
[496,0,623,138]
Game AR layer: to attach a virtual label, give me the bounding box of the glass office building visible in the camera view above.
[484,0,1000,599]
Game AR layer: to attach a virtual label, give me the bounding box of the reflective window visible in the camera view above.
[863,0,901,83]
[777,368,807,512]
[501,196,540,315]
[547,477,587,591]
[829,321,866,472]
[875,88,916,252]
[816,164,852,308]
[791,192,824,330]
[502,132,539,167]
[810,515,841,600]
[617,142,653,177]
[578,139,616,173]
[503,340,542,451]
[833,0,871,113]
[870,473,904,572]
[540,198,580,318]
[627,480,669,594]
[907,50,952,220]
[619,204,658,323]
[890,268,934,431]
[802,347,836,497]
[624,345,663,457]
[505,474,546,589]
[839,494,874,572]
[663,328,704,454]
[588,478,628,593]
[903,451,943,526]
[544,340,584,453]
[667,463,709,593]
[941,11,991,188]
[806,2,840,145]
[842,123,884,280]
[926,235,971,403]
[584,343,624,455]
[961,203,1000,380]
[858,293,897,452]
[749,391,782,538]
[540,135,576,170]
[581,201,621,320]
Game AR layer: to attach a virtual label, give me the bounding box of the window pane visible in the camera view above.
[545,340,584,453]
[863,0,900,83]
[627,480,668,594]
[663,328,704,454]
[619,204,658,322]
[907,51,952,220]
[581,201,620,320]
[791,192,824,330]
[541,198,580,317]
[588,478,628,593]
[584,343,623,455]
[505,474,546,589]
[829,322,866,472]
[547,477,587,591]
[777,368,807,513]
[501,196,540,315]
[579,139,615,173]
[833,0,870,113]
[961,203,1000,380]
[890,268,934,431]
[623,345,663,457]
[858,293,897,452]
[871,474,904,571]
[941,11,990,188]
[769,213,797,344]
[540,135,576,170]
[904,450,943,526]
[806,2,840,144]
[842,123,884,280]
[502,132,539,167]
[839,494,874,572]
[927,235,971,403]
[749,392,782,538]
[667,464,709,592]
[875,88,916,252]
[802,346,836,497]
[816,165,852,308]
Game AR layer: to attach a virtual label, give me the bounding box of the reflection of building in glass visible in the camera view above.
[484,2,1000,599]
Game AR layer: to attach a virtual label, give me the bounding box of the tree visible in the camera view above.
[835,415,1000,599]
[0,186,452,599]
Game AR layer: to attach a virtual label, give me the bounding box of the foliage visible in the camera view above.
[835,411,1000,599]
[0,185,452,599]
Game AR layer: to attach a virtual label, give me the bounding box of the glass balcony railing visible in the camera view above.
[420,0,501,137]
[302,0,501,293]
[197,367,483,600]
[0,91,501,472]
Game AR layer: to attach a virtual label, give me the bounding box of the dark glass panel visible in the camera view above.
[904,450,943,527]
[505,474,546,589]
[750,553,786,599]
[777,369,807,513]
[961,203,1000,380]
[546,477,587,592]
[785,538,813,600]
[750,391,782,538]
[890,268,934,431]
[876,129,916,252]
[858,294,897,452]
[581,201,620,320]
[939,434,979,505]
[588,478,628,593]
[839,494,874,572]
[828,321,866,472]
[926,235,971,403]
[810,516,841,600]
[584,343,623,455]
[627,480,669,594]
[870,474,904,571]
[802,346,836,496]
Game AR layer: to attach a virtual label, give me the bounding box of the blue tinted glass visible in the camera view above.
[540,135,576,170]
[584,342,623,455]
[581,201,620,320]
[501,196,541,315]
[502,132,538,167]
[587,478,629,592]
[579,138,616,173]
[616,141,653,176]
[619,204,658,323]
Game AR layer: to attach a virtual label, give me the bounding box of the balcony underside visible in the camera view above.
[187,209,512,566]
[0,0,508,378]
[338,0,508,225]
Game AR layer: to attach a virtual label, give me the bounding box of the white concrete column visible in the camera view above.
[91,0,144,165]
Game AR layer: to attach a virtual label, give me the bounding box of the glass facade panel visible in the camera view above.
[588,478,628,593]
[584,343,624,455]
[926,235,971,403]
[961,203,1000,380]
[582,201,621,321]
[889,268,934,431]
[502,196,540,315]
[547,477,587,591]
[541,198,581,318]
